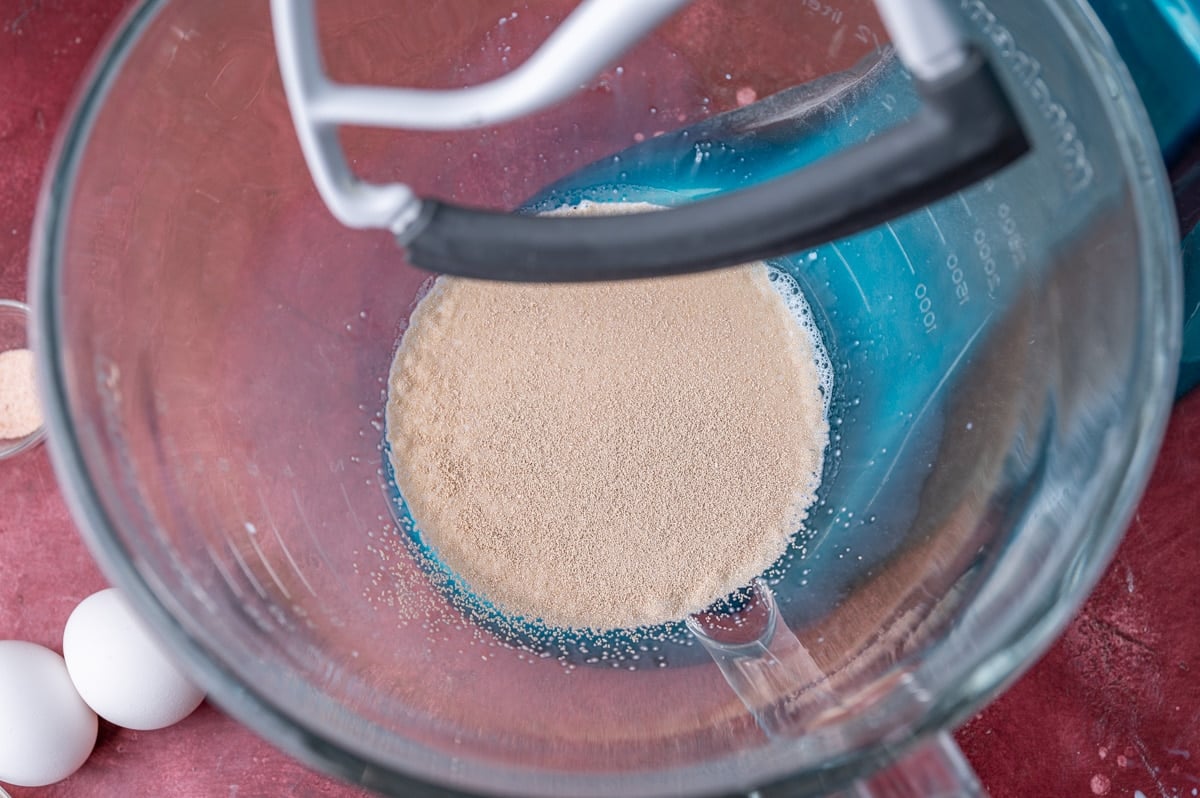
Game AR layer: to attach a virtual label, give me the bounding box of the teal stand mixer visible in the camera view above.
[1086,0,1200,396]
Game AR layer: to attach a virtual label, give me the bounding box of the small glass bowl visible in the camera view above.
[0,299,46,459]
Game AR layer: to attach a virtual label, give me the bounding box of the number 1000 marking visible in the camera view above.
[915,282,937,334]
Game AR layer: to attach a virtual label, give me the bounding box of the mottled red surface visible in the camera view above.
[956,389,1200,798]
[0,1,1197,796]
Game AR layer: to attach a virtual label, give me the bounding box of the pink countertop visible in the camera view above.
[1,1,1197,795]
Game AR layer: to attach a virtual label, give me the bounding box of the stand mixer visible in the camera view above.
[29,0,1182,794]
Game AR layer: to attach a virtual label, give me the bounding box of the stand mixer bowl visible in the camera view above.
[30,0,1180,794]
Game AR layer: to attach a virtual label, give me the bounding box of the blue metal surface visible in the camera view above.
[1088,0,1200,395]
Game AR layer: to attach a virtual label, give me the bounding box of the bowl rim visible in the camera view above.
[27,0,1184,795]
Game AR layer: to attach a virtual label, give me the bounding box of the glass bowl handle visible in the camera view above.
[843,733,985,798]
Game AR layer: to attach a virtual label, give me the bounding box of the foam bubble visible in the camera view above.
[765,265,834,414]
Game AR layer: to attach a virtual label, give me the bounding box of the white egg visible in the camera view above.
[0,640,98,787]
[63,588,205,731]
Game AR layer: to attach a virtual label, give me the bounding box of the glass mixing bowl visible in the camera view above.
[31,0,1180,794]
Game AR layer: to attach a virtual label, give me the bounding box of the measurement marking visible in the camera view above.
[957,193,973,217]
[885,222,916,274]
[258,489,318,597]
[244,525,292,601]
[223,489,276,600]
[925,207,946,244]
[292,487,347,587]
[195,488,265,600]
[862,314,993,512]
[200,537,248,604]
[226,535,270,600]
[830,242,872,313]
[340,482,367,535]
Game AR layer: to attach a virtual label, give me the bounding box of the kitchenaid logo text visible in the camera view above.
[961,0,1095,193]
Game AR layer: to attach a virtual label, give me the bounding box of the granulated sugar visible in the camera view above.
[0,349,42,440]
[387,222,828,631]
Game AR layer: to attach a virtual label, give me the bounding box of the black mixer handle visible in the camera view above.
[401,50,1028,281]
[273,0,1029,281]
